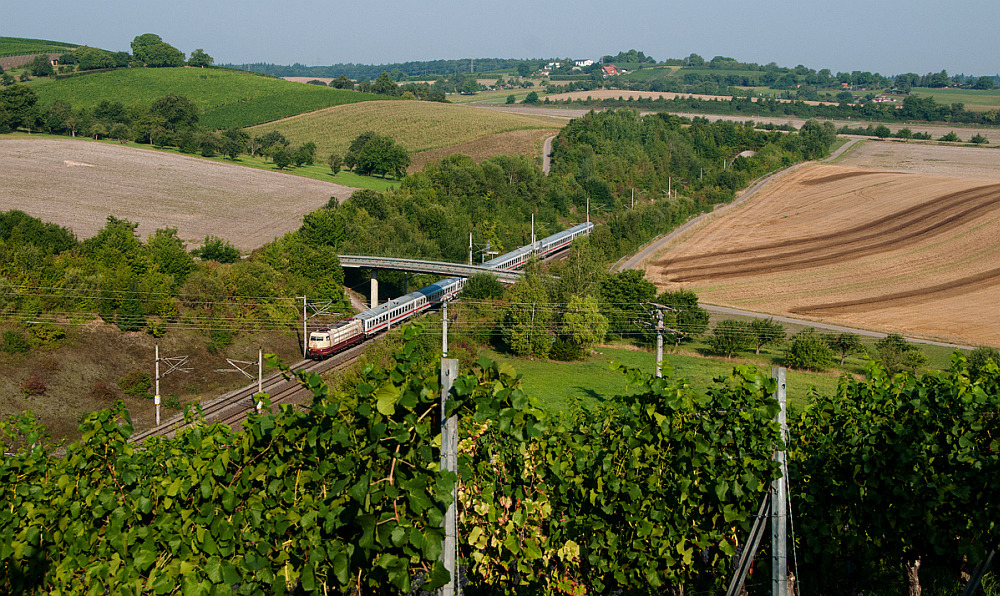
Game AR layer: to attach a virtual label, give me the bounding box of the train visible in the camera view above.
[306,221,593,359]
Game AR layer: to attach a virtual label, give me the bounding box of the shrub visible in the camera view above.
[784,328,835,371]
[968,346,1000,379]
[207,328,234,354]
[162,394,182,409]
[939,131,961,142]
[970,133,989,145]
[21,373,46,396]
[28,323,65,346]
[707,319,752,358]
[2,330,30,354]
[118,370,152,398]
[192,236,240,263]
[87,381,116,401]
[550,337,583,361]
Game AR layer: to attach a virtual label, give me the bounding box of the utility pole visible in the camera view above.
[299,296,308,359]
[442,299,449,357]
[668,176,671,197]
[154,346,190,426]
[468,231,473,265]
[586,197,590,226]
[642,303,680,378]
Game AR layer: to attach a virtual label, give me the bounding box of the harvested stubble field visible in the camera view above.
[408,128,556,171]
[248,100,564,163]
[645,142,1000,347]
[545,88,835,106]
[0,137,355,250]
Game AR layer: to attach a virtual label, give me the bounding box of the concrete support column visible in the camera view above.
[370,270,379,309]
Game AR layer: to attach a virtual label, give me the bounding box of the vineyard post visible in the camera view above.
[154,344,160,426]
[439,357,459,596]
[256,346,262,413]
[772,367,788,596]
[655,308,664,378]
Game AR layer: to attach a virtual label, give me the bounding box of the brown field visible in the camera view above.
[408,128,555,171]
[645,143,1000,346]
[0,137,355,250]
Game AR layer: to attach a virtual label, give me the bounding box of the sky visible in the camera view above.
[4,0,998,77]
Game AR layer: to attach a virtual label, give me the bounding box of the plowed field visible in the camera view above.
[646,143,1000,346]
[0,137,355,250]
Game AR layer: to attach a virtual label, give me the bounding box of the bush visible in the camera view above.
[21,373,46,396]
[707,319,752,358]
[118,370,152,398]
[462,273,506,301]
[550,337,583,361]
[939,131,961,142]
[28,324,65,346]
[87,381,116,401]
[970,133,989,145]
[192,236,240,263]
[162,394,182,409]
[784,328,835,371]
[207,328,234,354]
[968,346,1000,379]
[2,330,29,354]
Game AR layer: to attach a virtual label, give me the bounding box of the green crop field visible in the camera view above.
[911,87,1000,112]
[31,67,390,129]
[0,36,78,57]
[248,100,564,161]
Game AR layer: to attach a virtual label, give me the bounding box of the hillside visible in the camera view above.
[248,100,565,163]
[0,36,78,57]
[30,67,391,129]
[645,142,1000,347]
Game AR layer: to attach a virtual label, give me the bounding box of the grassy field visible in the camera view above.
[447,89,542,105]
[620,66,677,81]
[248,100,565,162]
[483,345,842,415]
[911,87,1000,112]
[30,67,391,129]
[0,36,77,57]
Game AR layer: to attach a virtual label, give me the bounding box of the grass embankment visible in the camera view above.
[0,36,77,57]
[31,67,392,129]
[248,100,565,162]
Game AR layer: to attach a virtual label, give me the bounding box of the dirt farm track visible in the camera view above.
[0,138,355,250]
[646,141,1000,347]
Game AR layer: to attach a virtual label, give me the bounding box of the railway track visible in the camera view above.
[129,341,369,443]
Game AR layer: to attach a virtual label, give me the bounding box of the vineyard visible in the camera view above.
[1,324,997,594]
[30,67,389,130]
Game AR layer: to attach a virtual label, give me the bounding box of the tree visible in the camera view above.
[132,34,184,67]
[873,124,891,139]
[462,273,505,301]
[974,76,995,90]
[462,78,480,95]
[655,290,709,344]
[272,146,292,170]
[148,227,195,288]
[517,62,532,77]
[187,49,213,68]
[896,127,913,140]
[329,75,354,89]
[328,153,343,176]
[562,294,609,350]
[836,90,854,103]
[939,131,961,142]
[599,270,656,341]
[28,55,54,78]
[0,85,39,133]
[292,142,317,167]
[708,319,752,358]
[73,46,115,71]
[524,91,540,104]
[748,318,786,355]
[371,71,398,96]
[823,332,865,366]
[500,273,552,357]
[192,236,240,263]
[784,328,835,371]
[970,133,989,145]
[873,333,926,375]
[109,123,132,144]
[220,128,249,160]
[506,94,516,104]
[349,133,410,178]
[150,93,200,130]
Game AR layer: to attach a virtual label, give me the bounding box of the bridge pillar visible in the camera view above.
[370,270,378,309]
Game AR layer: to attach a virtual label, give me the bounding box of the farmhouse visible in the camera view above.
[575,59,594,67]
[602,65,623,77]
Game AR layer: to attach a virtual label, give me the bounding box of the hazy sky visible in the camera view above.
[4,0,997,76]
